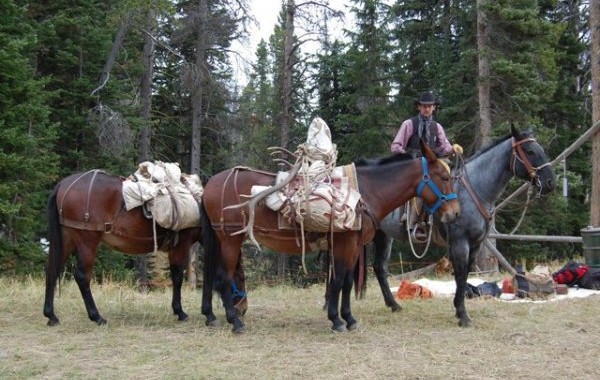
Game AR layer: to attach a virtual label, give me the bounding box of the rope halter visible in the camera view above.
[416,157,458,214]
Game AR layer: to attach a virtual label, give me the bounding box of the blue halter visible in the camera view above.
[416,157,458,214]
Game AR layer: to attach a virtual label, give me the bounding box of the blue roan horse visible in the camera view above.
[371,126,555,327]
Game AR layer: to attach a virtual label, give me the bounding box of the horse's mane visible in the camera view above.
[354,152,413,167]
[467,129,533,162]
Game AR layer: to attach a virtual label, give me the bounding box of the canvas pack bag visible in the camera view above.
[512,265,555,299]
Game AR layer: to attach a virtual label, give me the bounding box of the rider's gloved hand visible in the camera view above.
[452,144,463,155]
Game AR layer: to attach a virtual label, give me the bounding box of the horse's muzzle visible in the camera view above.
[537,168,556,196]
[440,208,460,224]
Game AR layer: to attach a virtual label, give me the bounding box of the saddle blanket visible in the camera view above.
[251,163,361,232]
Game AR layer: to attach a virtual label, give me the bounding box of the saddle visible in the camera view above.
[253,164,362,232]
[251,118,362,233]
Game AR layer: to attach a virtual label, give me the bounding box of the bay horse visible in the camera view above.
[44,170,201,326]
[200,141,461,333]
[371,126,555,327]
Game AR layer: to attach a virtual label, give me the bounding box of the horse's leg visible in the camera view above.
[201,279,217,327]
[372,230,402,312]
[44,236,75,326]
[168,241,190,321]
[214,238,246,333]
[326,261,346,332]
[72,236,106,325]
[200,206,219,327]
[232,257,248,317]
[202,252,245,329]
[450,238,473,327]
[340,265,358,331]
[44,188,70,326]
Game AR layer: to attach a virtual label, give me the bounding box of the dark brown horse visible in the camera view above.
[44,170,201,326]
[200,141,461,333]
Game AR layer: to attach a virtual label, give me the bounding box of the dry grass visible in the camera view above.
[1,275,600,380]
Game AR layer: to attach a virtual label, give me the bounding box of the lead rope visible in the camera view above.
[149,165,159,254]
[507,183,533,235]
[152,214,158,253]
[405,200,433,259]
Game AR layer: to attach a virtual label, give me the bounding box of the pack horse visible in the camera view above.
[44,168,202,326]
[200,141,461,333]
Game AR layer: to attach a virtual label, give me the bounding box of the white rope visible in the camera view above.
[152,215,158,254]
[405,201,433,259]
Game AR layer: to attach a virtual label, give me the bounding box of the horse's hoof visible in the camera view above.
[177,312,188,321]
[138,284,150,294]
[46,318,60,327]
[458,319,472,328]
[205,318,219,327]
[331,323,347,333]
[232,325,246,334]
[95,317,107,326]
[347,322,359,331]
[390,304,402,313]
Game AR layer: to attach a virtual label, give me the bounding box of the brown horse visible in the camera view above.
[43,170,201,326]
[200,141,461,333]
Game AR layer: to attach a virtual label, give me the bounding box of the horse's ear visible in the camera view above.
[420,139,436,162]
[511,124,520,139]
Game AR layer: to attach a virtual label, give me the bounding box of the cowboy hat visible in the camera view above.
[415,91,439,105]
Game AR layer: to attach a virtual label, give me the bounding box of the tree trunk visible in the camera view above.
[281,0,295,150]
[476,0,492,148]
[476,0,498,273]
[591,0,600,227]
[136,8,157,290]
[187,0,209,286]
[190,0,208,177]
[91,14,132,96]
[138,9,155,164]
[277,0,296,277]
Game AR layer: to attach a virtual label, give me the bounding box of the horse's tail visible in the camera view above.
[199,201,218,292]
[354,245,368,299]
[46,184,65,283]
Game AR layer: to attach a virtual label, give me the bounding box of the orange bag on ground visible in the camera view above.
[395,280,433,300]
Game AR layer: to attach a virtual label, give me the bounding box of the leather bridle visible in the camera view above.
[510,137,552,189]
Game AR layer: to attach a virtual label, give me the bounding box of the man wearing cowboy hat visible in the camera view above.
[391,91,462,157]
[391,91,463,242]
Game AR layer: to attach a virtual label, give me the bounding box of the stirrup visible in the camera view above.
[410,225,427,243]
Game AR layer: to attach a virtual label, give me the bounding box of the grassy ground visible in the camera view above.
[1,275,600,380]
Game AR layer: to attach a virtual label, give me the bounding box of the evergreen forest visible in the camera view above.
[0,0,596,279]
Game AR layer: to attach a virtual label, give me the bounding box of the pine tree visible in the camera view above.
[28,0,146,175]
[0,0,58,272]
[331,0,394,162]
[237,40,279,170]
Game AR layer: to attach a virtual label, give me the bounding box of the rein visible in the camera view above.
[454,152,493,221]
[454,136,549,222]
[416,157,457,214]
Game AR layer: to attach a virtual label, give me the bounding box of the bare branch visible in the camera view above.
[141,28,185,60]
[91,13,132,96]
